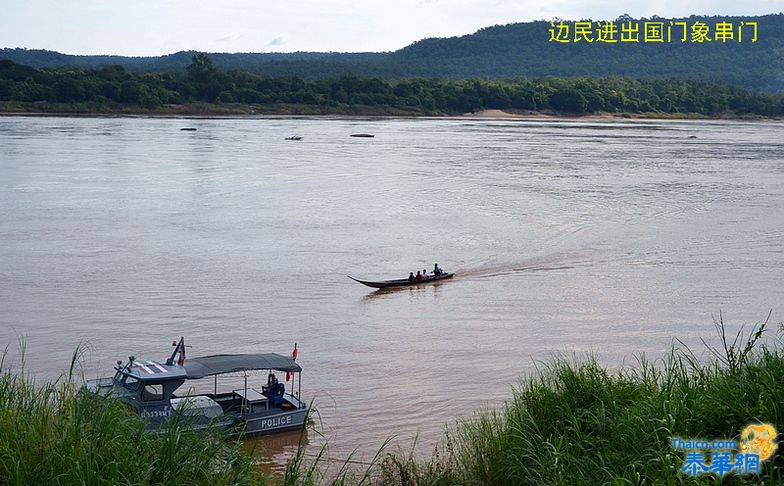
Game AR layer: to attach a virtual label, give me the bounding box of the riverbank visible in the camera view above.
[377,315,783,484]
[2,316,781,484]
[0,101,775,121]
[0,101,427,117]
[0,351,263,485]
[463,108,773,121]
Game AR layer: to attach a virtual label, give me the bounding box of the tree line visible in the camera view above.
[2,15,783,92]
[1,55,783,116]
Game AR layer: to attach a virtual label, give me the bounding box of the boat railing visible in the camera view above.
[284,393,306,409]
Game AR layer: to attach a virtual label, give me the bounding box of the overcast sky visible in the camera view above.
[0,0,780,56]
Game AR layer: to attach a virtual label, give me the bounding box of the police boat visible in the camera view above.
[84,338,308,435]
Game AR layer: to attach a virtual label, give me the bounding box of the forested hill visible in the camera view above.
[2,14,783,91]
[0,50,385,73]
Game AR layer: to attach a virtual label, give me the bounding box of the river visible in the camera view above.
[1,115,782,465]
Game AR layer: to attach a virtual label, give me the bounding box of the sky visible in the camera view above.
[0,0,780,56]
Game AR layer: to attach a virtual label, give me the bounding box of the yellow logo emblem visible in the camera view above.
[740,423,777,461]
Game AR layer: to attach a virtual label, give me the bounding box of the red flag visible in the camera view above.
[286,343,298,382]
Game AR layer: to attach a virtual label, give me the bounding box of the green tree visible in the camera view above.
[186,53,223,101]
[10,79,53,101]
[186,53,217,84]
[549,88,588,113]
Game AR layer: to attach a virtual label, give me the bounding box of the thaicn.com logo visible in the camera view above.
[671,423,778,477]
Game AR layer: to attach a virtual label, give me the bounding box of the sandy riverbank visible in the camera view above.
[459,108,752,121]
[0,105,774,121]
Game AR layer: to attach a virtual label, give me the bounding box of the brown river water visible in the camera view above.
[1,116,783,466]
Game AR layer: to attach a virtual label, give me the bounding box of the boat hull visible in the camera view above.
[84,381,309,437]
[348,273,454,289]
[240,406,309,435]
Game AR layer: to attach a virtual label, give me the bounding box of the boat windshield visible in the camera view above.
[116,373,140,391]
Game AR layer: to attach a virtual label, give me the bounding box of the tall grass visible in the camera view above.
[280,405,391,486]
[0,347,265,485]
[4,313,783,485]
[0,347,378,485]
[378,313,784,485]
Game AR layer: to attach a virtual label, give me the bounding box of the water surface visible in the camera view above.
[1,115,782,463]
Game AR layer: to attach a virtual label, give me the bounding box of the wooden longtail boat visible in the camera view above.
[348,272,454,289]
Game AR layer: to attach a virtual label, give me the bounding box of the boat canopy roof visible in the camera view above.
[183,353,301,379]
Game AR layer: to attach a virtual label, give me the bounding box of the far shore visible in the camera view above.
[0,104,777,121]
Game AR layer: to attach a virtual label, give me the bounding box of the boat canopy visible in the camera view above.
[184,353,301,379]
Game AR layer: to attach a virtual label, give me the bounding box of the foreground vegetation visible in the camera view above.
[0,352,263,485]
[2,55,784,117]
[2,314,782,484]
[0,349,379,485]
[378,314,784,484]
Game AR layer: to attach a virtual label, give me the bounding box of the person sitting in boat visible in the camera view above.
[414,271,423,281]
[422,268,428,278]
[263,373,285,405]
[433,263,443,276]
[408,272,415,282]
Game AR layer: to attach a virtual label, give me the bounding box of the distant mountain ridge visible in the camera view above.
[2,14,783,91]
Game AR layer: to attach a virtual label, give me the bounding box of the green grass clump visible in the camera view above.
[0,350,264,485]
[0,348,378,486]
[4,312,783,485]
[379,314,784,485]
